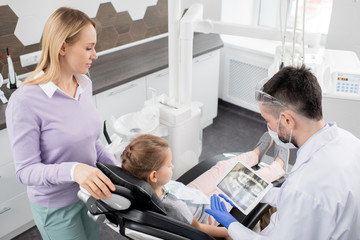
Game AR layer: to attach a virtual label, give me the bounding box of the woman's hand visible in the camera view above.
[74,163,115,200]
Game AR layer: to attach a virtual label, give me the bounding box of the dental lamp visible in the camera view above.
[168,0,322,107]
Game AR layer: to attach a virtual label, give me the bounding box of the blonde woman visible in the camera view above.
[6,7,118,240]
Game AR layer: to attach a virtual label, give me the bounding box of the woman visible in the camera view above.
[6,7,117,240]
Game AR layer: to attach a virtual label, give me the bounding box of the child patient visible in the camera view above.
[120,132,288,239]
[121,134,231,238]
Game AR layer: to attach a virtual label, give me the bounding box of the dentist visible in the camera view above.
[206,65,360,239]
[6,7,118,240]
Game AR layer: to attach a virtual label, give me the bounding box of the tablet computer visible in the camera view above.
[215,160,273,215]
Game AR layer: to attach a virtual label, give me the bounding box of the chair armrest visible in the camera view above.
[114,209,216,240]
[103,120,112,144]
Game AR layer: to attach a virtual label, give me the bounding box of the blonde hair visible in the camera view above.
[23,7,96,85]
[121,134,169,182]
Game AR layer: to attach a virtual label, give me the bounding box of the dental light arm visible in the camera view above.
[168,0,181,105]
[177,3,283,106]
[172,1,319,106]
[176,3,282,106]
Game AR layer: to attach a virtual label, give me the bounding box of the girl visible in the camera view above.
[120,133,287,239]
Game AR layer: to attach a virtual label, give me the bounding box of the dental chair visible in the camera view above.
[78,162,215,240]
[78,152,284,240]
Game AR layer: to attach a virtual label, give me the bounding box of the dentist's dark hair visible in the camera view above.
[262,65,323,120]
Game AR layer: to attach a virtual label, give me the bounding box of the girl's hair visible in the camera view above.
[121,134,169,182]
[23,7,96,85]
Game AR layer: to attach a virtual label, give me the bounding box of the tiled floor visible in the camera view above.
[11,100,295,240]
[200,100,267,162]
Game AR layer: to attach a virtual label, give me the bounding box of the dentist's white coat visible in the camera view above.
[228,123,360,240]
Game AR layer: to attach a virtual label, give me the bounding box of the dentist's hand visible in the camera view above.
[74,163,115,200]
[219,193,236,207]
[205,194,238,229]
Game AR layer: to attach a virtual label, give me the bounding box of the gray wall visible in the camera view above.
[326,0,360,58]
[0,1,167,77]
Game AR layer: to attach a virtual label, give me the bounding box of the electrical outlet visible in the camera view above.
[20,51,42,67]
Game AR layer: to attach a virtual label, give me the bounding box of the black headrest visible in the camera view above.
[96,162,166,215]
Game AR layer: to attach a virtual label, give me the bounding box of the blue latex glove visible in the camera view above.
[218,193,236,207]
[205,194,238,229]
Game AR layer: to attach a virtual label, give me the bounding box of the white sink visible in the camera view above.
[113,108,159,139]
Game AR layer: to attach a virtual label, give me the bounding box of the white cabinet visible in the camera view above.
[0,193,34,240]
[146,68,169,99]
[192,50,220,128]
[94,77,147,122]
[0,162,26,203]
[0,129,35,240]
[0,129,13,167]
[220,36,276,113]
[145,50,220,129]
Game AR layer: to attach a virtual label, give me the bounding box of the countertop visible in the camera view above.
[0,33,223,130]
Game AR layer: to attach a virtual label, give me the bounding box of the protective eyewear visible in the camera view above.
[255,90,286,107]
[255,77,287,107]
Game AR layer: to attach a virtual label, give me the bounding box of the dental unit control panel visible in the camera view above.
[270,47,360,99]
[335,73,359,94]
[322,49,360,98]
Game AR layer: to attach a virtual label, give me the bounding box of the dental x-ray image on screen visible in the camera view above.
[215,160,273,215]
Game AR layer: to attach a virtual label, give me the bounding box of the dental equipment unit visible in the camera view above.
[5,48,18,89]
[0,73,8,104]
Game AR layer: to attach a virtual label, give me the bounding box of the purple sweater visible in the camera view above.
[6,74,118,208]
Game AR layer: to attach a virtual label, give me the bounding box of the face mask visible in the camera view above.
[267,117,297,149]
